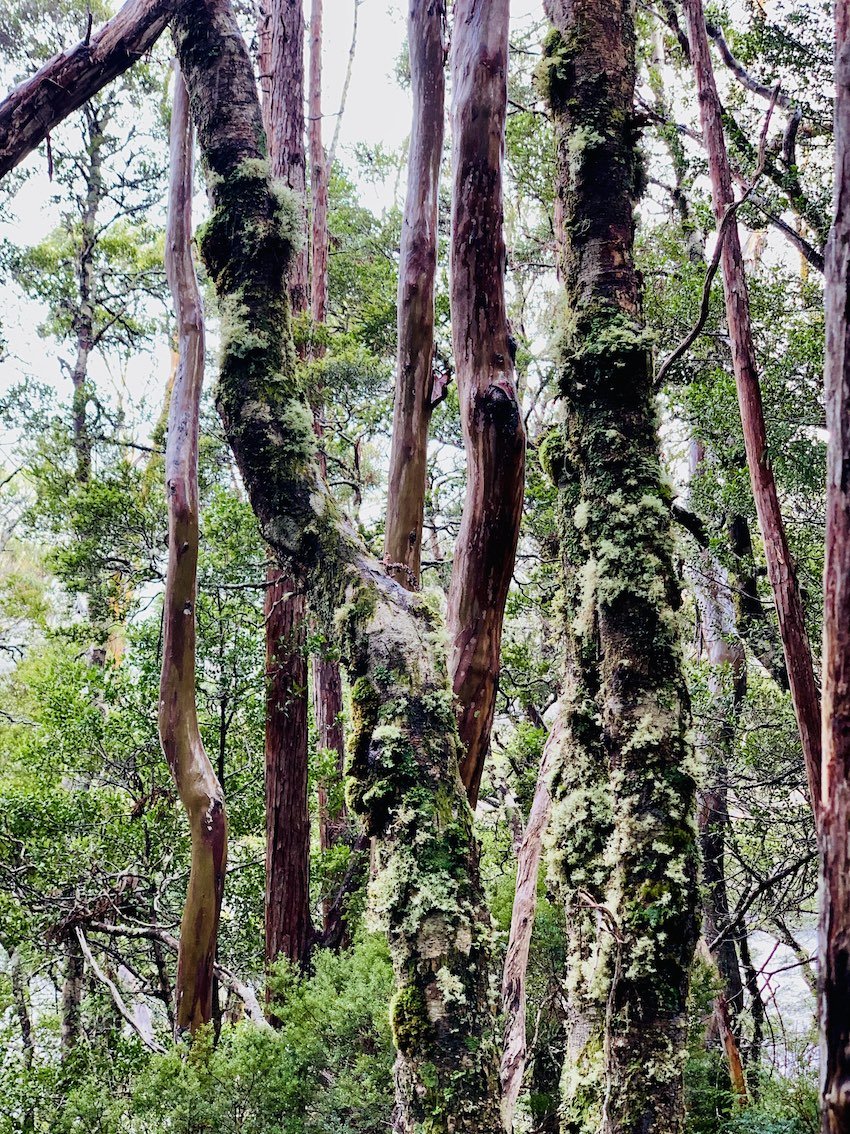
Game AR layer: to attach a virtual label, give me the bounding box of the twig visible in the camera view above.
[75,928,166,1053]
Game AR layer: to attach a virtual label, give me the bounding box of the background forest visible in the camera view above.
[0,0,837,1132]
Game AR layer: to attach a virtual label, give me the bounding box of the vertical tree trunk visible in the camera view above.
[308,0,328,328]
[258,0,314,974]
[264,577,313,969]
[447,0,526,807]
[819,2,850,1129]
[542,3,699,1129]
[682,0,822,818]
[60,932,85,1057]
[159,65,227,1034]
[500,718,562,1131]
[383,0,446,590]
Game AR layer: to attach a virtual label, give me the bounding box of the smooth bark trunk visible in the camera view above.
[383,0,446,589]
[819,2,850,1130]
[682,0,822,818]
[542,2,699,1129]
[447,0,526,807]
[159,66,226,1034]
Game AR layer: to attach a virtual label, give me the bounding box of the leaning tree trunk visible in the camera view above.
[159,65,227,1034]
[682,0,822,819]
[383,0,446,590]
[819,1,850,1130]
[258,0,314,974]
[170,1,501,1125]
[447,0,526,808]
[541,3,699,1131]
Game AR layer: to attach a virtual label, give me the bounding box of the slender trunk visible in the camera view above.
[542,3,699,1130]
[688,443,746,1029]
[159,65,226,1034]
[308,0,328,329]
[60,933,84,1058]
[172,3,501,1123]
[327,0,360,171]
[819,2,850,1130]
[682,0,822,818]
[383,0,446,589]
[500,719,562,1131]
[264,574,313,970]
[258,0,314,974]
[447,0,526,807]
[0,0,178,178]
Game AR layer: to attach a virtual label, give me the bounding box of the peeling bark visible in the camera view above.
[171,1,500,1123]
[0,0,179,178]
[159,66,226,1034]
[501,718,562,1131]
[384,0,446,590]
[447,0,526,807]
[682,0,822,819]
[819,2,850,1130]
[541,2,699,1129]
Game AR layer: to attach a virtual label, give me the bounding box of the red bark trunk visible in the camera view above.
[308,0,328,328]
[683,0,822,818]
[383,0,446,590]
[447,0,526,807]
[819,2,850,1129]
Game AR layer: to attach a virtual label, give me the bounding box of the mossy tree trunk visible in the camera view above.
[540,2,699,1130]
[819,1,850,1130]
[447,0,526,808]
[384,0,446,591]
[171,0,501,1124]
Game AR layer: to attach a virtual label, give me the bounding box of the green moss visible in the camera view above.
[390,983,430,1057]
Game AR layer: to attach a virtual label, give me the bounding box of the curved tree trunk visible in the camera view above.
[819,2,850,1129]
[159,65,227,1034]
[384,0,446,590]
[447,0,527,808]
[542,2,699,1129]
[682,0,822,819]
[171,2,501,1124]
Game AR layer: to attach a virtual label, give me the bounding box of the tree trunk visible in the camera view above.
[258,0,314,974]
[447,0,527,808]
[263,574,313,971]
[171,2,501,1124]
[60,932,85,1057]
[819,2,850,1129]
[308,0,328,329]
[542,3,699,1130]
[0,0,178,178]
[688,442,746,1029]
[500,718,562,1131]
[159,65,226,1034]
[682,0,822,819]
[383,0,446,590]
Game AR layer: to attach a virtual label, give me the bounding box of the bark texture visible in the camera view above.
[819,2,850,1129]
[159,67,227,1034]
[682,0,822,818]
[383,0,446,589]
[308,0,328,327]
[171,2,500,1124]
[448,0,527,807]
[541,3,699,1130]
[258,0,314,974]
[501,718,562,1131]
[263,574,313,970]
[0,0,179,178]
